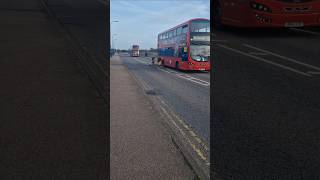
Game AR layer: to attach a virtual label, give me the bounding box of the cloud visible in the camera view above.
[111,0,210,49]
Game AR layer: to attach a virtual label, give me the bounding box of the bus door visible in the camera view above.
[179,46,188,61]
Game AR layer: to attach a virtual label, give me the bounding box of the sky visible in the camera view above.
[110,0,210,50]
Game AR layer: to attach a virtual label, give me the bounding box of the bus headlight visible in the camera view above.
[250,2,272,12]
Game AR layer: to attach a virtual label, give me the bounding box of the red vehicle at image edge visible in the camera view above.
[156,18,210,71]
[213,0,320,28]
[131,45,140,57]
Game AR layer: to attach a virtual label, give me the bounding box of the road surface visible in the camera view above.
[119,54,210,147]
[45,0,107,66]
[213,27,320,179]
[46,0,211,178]
[0,0,108,179]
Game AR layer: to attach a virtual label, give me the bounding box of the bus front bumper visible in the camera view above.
[182,62,210,71]
[248,12,320,27]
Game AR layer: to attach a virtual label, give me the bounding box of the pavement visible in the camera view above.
[0,0,108,179]
[110,54,195,180]
[212,27,320,179]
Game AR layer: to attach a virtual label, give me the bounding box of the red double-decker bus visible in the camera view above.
[131,45,140,57]
[157,18,210,71]
[213,0,320,28]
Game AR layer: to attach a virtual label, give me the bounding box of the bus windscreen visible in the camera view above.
[190,45,210,62]
[191,20,210,32]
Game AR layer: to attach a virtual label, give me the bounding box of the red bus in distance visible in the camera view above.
[213,0,320,28]
[157,18,210,71]
[131,45,140,57]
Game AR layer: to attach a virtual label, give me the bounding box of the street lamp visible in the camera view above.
[111,20,119,24]
[110,20,119,55]
[112,34,117,51]
[113,38,117,53]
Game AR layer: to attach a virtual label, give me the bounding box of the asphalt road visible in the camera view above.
[0,0,108,179]
[119,54,211,147]
[44,0,211,177]
[213,27,320,179]
[45,0,107,66]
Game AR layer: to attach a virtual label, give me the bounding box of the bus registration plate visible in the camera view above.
[284,22,304,27]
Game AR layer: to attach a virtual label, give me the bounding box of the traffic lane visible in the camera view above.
[294,27,320,35]
[212,28,320,68]
[238,30,320,69]
[213,41,320,178]
[125,56,210,89]
[120,55,210,145]
[45,0,107,64]
[135,56,210,82]
[0,0,108,178]
[122,55,210,144]
[212,27,320,94]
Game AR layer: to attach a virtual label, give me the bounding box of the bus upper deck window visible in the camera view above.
[177,27,182,35]
[182,25,188,34]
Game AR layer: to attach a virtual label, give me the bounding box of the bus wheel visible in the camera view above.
[175,62,180,70]
[214,0,223,30]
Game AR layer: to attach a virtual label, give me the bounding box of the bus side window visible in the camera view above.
[177,27,182,35]
[182,25,188,34]
[159,48,165,56]
[174,47,179,57]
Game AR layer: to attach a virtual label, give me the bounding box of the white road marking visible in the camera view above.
[212,39,228,43]
[159,68,210,84]
[158,68,210,86]
[218,44,312,77]
[133,57,150,65]
[132,57,210,86]
[307,71,320,75]
[290,28,320,36]
[178,74,210,84]
[243,44,320,72]
[249,52,268,56]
